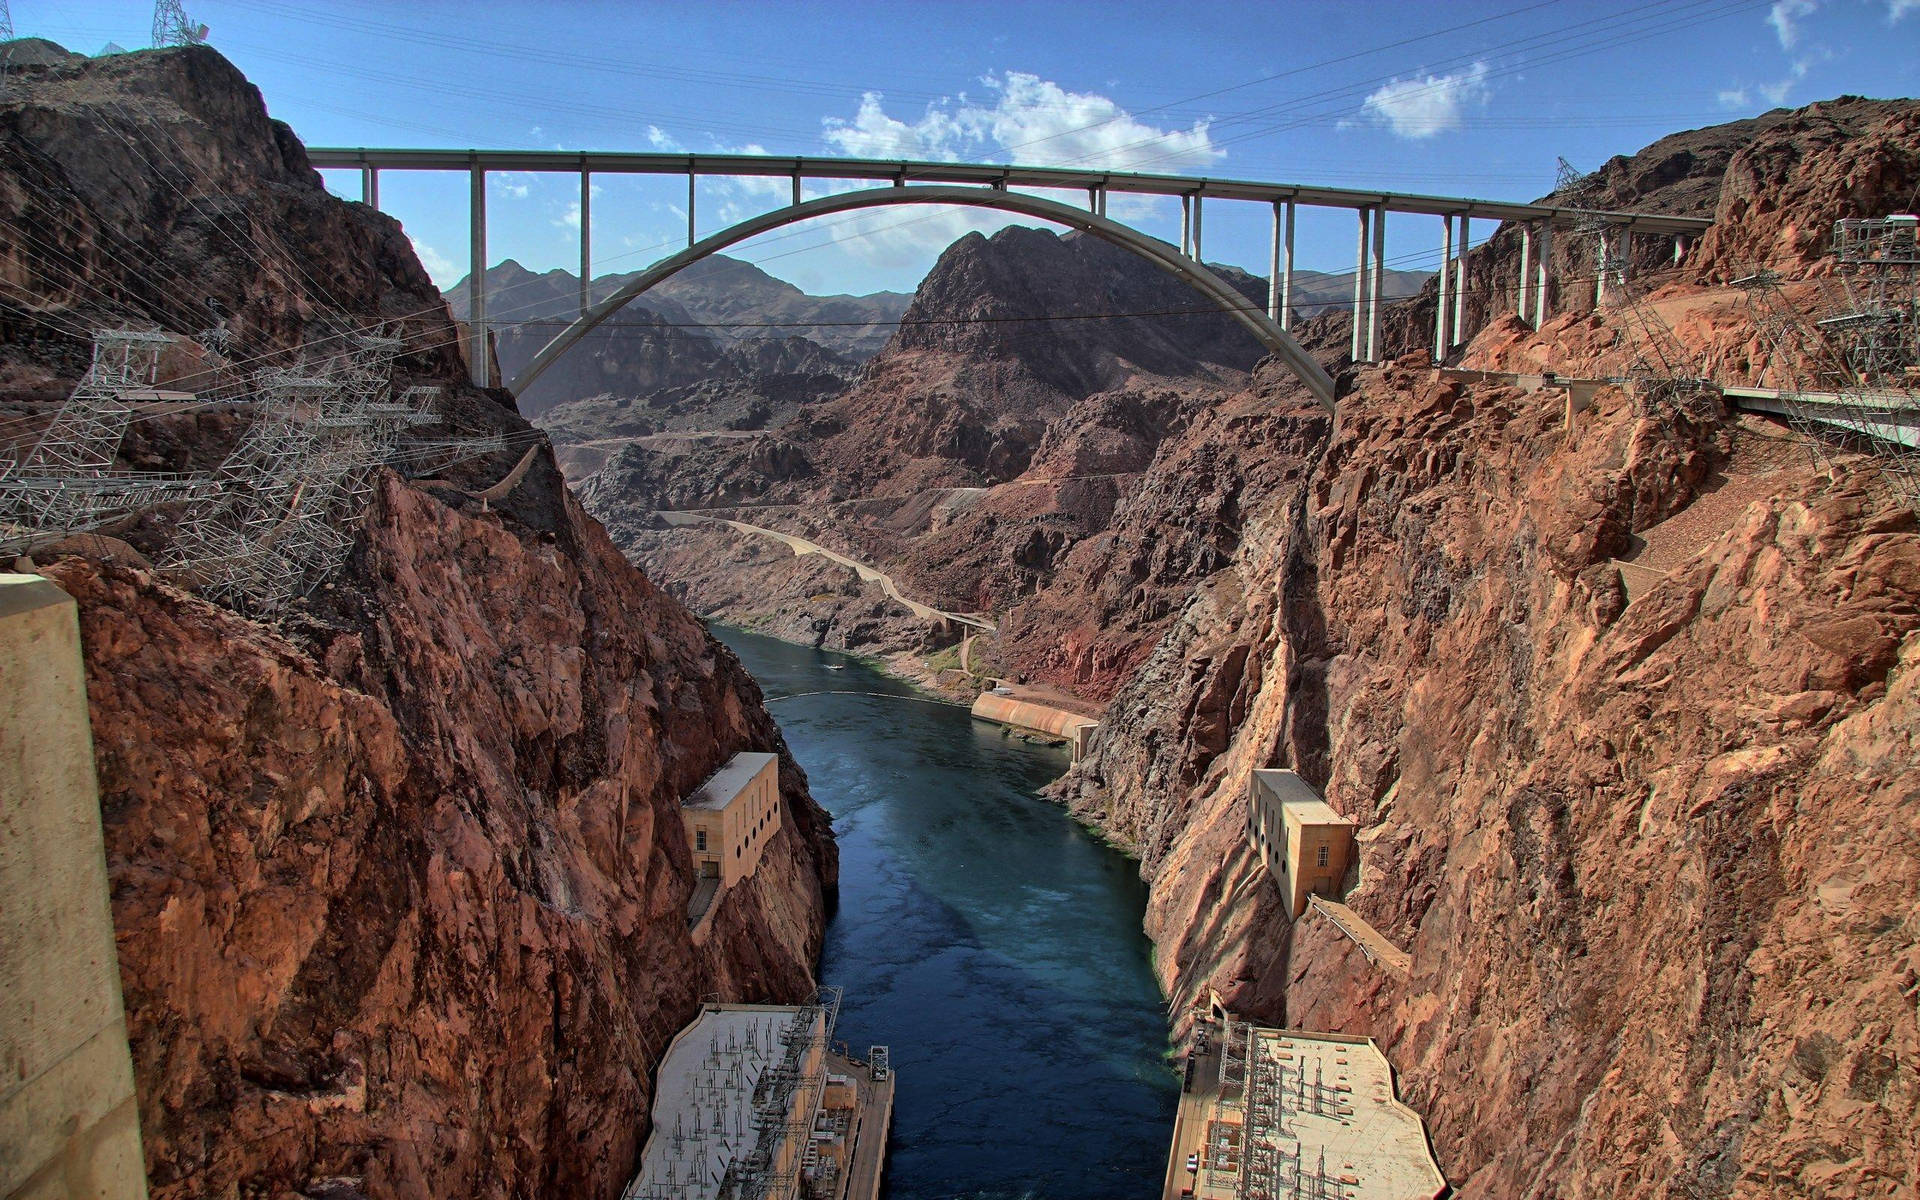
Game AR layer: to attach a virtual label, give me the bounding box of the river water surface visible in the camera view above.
[716,629,1177,1200]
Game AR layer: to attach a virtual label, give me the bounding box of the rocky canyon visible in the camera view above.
[0,43,836,1200]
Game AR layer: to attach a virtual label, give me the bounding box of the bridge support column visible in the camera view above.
[1180,194,1192,256]
[468,160,487,387]
[1267,202,1281,323]
[1674,233,1690,264]
[1452,215,1469,350]
[1368,206,1385,362]
[1350,207,1368,362]
[360,165,378,209]
[792,171,802,208]
[1517,222,1533,327]
[579,168,591,318]
[1434,214,1453,363]
[1191,194,1203,262]
[1280,201,1295,331]
[1535,223,1552,328]
[1596,227,1612,308]
[687,173,696,248]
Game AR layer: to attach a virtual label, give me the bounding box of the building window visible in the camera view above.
[696,829,707,852]
[1316,844,1329,868]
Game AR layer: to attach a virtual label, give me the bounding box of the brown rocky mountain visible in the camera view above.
[445,259,858,420]
[1028,96,1920,1198]
[569,223,1302,656]
[576,91,1920,1198]
[0,43,836,1200]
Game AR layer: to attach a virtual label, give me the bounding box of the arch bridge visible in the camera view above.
[305,148,1715,410]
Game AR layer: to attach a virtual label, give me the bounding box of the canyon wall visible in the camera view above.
[1,44,836,1200]
[1051,97,1920,1198]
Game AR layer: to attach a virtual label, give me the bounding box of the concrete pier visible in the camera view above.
[1350,207,1368,362]
[971,690,1099,760]
[1367,206,1385,362]
[578,167,591,318]
[1534,222,1552,327]
[468,160,487,386]
[0,575,148,1200]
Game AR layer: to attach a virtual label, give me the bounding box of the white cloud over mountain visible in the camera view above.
[1359,62,1491,140]
[821,72,1222,172]
[805,73,1219,270]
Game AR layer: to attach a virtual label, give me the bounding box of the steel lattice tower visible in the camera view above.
[151,0,206,47]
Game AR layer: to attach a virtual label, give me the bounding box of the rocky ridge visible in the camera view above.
[1041,95,1920,1197]
[0,43,836,1200]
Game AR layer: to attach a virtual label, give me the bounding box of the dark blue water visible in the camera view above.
[715,629,1177,1200]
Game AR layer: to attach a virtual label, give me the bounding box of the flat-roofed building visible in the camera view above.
[684,751,781,889]
[623,994,894,1200]
[1163,1018,1446,1200]
[1248,769,1353,920]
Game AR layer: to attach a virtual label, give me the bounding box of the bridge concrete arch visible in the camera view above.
[506,184,1337,410]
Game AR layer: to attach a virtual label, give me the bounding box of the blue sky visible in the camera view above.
[30,0,1920,300]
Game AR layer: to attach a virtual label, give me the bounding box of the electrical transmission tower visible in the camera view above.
[1,1,13,41]
[0,330,216,554]
[151,0,207,48]
[1733,214,1920,510]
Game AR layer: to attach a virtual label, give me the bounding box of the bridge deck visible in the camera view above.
[306,147,1713,233]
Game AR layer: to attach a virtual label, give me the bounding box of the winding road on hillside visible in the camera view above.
[661,511,997,631]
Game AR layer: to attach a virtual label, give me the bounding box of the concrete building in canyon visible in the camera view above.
[1248,769,1354,920]
[1163,1015,1445,1200]
[623,995,894,1200]
[682,751,781,937]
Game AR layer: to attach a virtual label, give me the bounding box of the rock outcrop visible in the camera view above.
[1058,356,1919,1197]
[1,43,836,1200]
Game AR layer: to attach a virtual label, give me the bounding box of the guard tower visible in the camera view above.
[1248,769,1354,920]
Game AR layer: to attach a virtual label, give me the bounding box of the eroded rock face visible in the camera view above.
[53,476,836,1200]
[1056,359,1920,1197]
[2,44,838,1200]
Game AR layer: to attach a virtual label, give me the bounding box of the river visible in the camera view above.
[715,628,1178,1200]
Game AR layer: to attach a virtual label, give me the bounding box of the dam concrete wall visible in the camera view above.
[970,692,1099,758]
[0,574,148,1200]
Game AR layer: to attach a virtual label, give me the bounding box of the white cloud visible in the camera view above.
[801,73,1221,267]
[1717,86,1751,108]
[554,183,604,230]
[409,237,457,288]
[646,124,682,151]
[1758,59,1809,104]
[491,171,533,200]
[821,73,1221,172]
[1768,0,1818,47]
[1890,0,1918,19]
[956,73,1221,171]
[1359,62,1491,139]
[822,92,966,161]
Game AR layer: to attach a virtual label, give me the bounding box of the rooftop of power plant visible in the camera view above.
[626,999,832,1200]
[685,751,779,810]
[1168,1018,1445,1200]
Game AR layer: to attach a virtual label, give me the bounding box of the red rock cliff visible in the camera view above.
[2,44,837,1200]
[1046,98,1920,1198]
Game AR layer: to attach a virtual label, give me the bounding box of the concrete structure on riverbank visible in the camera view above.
[1163,1015,1444,1200]
[623,993,894,1200]
[682,751,781,938]
[1248,769,1354,920]
[0,575,149,1200]
[970,689,1100,760]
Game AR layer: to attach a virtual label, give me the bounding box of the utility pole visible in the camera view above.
[152,0,208,48]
